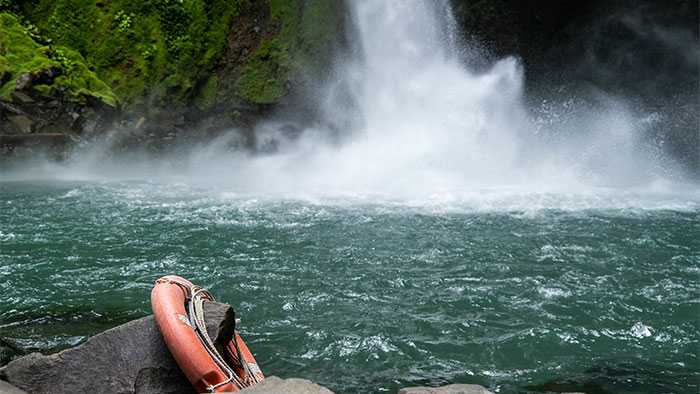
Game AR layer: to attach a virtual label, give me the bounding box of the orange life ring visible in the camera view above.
[151,275,264,392]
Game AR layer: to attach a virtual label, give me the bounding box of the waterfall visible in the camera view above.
[291,0,535,193]
[272,0,681,194]
[17,0,689,199]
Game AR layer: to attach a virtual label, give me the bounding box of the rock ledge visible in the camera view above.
[399,384,494,394]
[0,302,233,394]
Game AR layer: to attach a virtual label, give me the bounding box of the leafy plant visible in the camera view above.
[115,10,134,33]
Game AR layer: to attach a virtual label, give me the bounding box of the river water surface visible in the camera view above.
[1,180,698,393]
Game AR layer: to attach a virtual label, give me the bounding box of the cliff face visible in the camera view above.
[450,0,699,175]
[0,0,345,151]
[451,0,699,95]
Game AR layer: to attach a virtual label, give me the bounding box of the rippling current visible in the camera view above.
[1,180,698,393]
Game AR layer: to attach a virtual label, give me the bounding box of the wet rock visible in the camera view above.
[172,115,185,127]
[0,134,69,150]
[0,101,23,116]
[239,376,334,394]
[7,116,33,134]
[0,338,23,367]
[81,118,98,134]
[0,301,234,394]
[10,92,33,104]
[399,384,494,394]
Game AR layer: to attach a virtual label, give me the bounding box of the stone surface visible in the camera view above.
[399,384,494,394]
[0,301,234,394]
[0,133,69,147]
[0,380,27,394]
[7,116,33,134]
[10,91,33,104]
[239,376,334,394]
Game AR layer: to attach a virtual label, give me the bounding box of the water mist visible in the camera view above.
[3,0,698,210]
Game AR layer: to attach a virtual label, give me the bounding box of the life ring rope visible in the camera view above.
[154,276,259,392]
[189,287,242,392]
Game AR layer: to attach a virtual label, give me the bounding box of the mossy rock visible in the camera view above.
[3,0,345,114]
[233,0,343,104]
[0,12,116,106]
[193,74,219,110]
[11,0,245,109]
[235,37,290,104]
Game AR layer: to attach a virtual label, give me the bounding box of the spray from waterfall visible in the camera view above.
[176,0,684,196]
[2,0,696,206]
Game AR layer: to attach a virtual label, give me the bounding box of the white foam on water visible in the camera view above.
[630,322,653,338]
[538,287,572,299]
[0,231,16,241]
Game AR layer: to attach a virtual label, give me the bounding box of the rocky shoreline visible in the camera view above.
[0,301,556,394]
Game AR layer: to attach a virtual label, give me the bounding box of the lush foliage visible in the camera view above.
[1,0,342,109]
[0,12,116,106]
[235,0,341,104]
[12,0,243,107]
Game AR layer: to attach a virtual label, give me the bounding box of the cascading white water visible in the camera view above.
[204,0,669,196]
[191,0,537,196]
[325,0,529,188]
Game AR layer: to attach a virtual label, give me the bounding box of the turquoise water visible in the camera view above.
[1,180,698,393]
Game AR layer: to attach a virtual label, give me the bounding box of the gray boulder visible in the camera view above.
[0,380,27,394]
[0,302,235,394]
[399,384,494,394]
[239,376,334,393]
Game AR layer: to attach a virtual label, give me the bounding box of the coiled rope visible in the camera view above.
[159,277,258,392]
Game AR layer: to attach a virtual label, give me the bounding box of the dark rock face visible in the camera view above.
[0,89,115,137]
[450,0,699,175]
[450,0,698,83]
[450,0,596,72]
[0,77,116,160]
[0,301,233,394]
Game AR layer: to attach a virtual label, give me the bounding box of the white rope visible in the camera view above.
[189,287,249,391]
[156,277,256,391]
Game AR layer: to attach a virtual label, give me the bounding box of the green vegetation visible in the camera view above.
[5,0,243,108]
[194,74,219,110]
[234,0,341,104]
[235,37,290,104]
[2,0,241,105]
[0,12,116,106]
[1,0,342,110]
